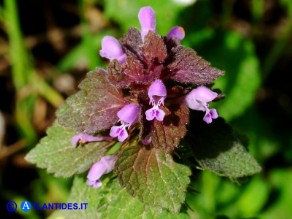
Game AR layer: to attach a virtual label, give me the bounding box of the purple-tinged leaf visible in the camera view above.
[57,69,126,134]
[122,55,148,85]
[108,54,164,88]
[142,31,167,65]
[151,104,189,153]
[120,28,142,55]
[108,60,131,88]
[168,46,224,85]
[115,144,191,213]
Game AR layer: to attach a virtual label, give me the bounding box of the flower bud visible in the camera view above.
[71,133,112,147]
[99,36,126,63]
[166,26,185,42]
[138,6,156,40]
[117,103,140,125]
[87,155,117,188]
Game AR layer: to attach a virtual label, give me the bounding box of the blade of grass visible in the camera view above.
[3,0,64,145]
[4,0,36,145]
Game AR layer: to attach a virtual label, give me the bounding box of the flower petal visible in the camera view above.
[145,107,165,121]
[184,98,205,111]
[155,108,166,121]
[87,156,117,182]
[148,79,167,100]
[117,129,129,142]
[109,126,122,138]
[166,26,185,42]
[71,133,112,147]
[138,6,156,40]
[187,86,218,103]
[203,111,213,124]
[145,108,155,121]
[99,36,126,63]
[87,179,102,188]
[117,103,140,125]
[210,108,218,119]
[87,161,107,182]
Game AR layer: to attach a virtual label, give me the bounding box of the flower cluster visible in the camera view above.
[67,6,223,188]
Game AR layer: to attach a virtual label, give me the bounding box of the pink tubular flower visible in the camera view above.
[145,80,167,121]
[166,26,185,42]
[110,104,140,142]
[71,134,112,147]
[138,6,156,40]
[87,155,117,188]
[99,36,126,64]
[185,86,218,124]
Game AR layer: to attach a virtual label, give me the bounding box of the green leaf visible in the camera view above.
[152,104,189,153]
[187,116,261,179]
[25,122,113,177]
[115,144,191,213]
[48,176,102,219]
[50,177,189,219]
[57,69,126,134]
[98,180,189,219]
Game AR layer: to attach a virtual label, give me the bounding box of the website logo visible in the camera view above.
[6,201,17,213]
[20,200,32,212]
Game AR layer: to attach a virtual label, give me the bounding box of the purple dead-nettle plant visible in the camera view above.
[69,6,222,181]
[26,5,261,216]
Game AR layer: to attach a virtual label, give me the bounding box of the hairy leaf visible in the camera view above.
[116,145,191,213]
[25,122,113,177]
[57,69,126,134]
[49,176,102,219]
[152,104,189,153]
[142,31,167,64]
[187,116,261,178]
[98,180,189,219]
[108,59,132,88]
[168,46,223,85]
[121,28,142,55]
[50,177,189,219]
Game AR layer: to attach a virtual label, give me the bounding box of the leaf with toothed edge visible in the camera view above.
[57,68,126,134]
[187,116,261,179]
[115,143,191,213]
[168,46,224,85]
[152,103,189,153]
[142,31,167,64]
[120,28,143,55]
[25,122,113,177]
[50,176,189,219]
[98,180,190,219]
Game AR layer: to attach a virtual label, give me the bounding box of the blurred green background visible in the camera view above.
[0,0,291,218]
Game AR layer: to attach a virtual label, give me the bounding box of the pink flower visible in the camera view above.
[110,104,140,142]
[166,26,185,42]
[185,86,218,124]
[138,6,156,40]
[145,80,167,121]
[87,155,117,188]
[99,36,126,63]
[71,134,112,147]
